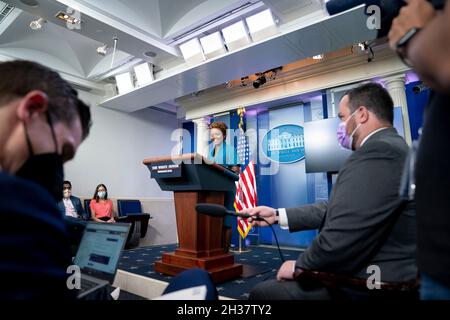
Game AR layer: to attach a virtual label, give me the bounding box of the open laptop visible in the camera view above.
[73,222,130,299]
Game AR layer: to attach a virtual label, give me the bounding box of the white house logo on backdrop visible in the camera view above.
[262,124,305,163]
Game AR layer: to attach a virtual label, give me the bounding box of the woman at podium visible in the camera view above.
[208,121,240,253]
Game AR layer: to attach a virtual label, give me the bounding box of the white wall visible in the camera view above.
[64,90,178,199]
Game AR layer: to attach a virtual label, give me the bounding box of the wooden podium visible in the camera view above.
[142,153,243,283]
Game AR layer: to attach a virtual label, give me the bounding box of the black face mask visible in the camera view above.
[16,113,64,202]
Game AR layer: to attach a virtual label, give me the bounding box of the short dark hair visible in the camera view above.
[346,83,394,124]
[63,181,72,188]
[209,121,228,139]
[0,60,92,139]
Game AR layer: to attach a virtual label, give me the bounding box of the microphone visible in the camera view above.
[195,203,286,263]
[195,203,264,221]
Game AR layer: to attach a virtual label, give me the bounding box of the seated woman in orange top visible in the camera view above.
[89,184,115,223]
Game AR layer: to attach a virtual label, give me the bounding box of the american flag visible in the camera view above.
[234,109,257,239]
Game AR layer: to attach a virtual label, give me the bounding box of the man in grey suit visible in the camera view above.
[246,83,416,300]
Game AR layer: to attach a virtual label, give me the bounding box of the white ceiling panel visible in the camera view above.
[100,5,377,112]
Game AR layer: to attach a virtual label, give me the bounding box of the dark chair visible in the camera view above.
[116,199,151,249]
[83,199,92,220]
[64,216,88,256]
[295,269,419,300]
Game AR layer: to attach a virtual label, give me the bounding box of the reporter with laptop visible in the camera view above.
[0,60,217,301]
[0,60,91,299]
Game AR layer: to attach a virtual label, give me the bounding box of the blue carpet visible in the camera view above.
[118,244,303,300]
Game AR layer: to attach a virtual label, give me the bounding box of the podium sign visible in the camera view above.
[150,161,182,179]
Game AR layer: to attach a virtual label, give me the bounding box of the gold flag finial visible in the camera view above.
[237,107,246,130]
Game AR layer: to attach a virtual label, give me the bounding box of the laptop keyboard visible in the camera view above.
[80,278,98,293]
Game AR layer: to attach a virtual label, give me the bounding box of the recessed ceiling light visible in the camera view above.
[19,0,39,7]
[144,51,157,58]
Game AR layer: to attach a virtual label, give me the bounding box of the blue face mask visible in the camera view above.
[98,191,106,199]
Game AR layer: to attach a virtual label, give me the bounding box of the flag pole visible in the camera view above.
[230,234,251,253]
[240,235,251,253]
[230,107,252,254]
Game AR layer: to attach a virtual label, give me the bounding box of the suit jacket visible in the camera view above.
[58,195,87,220]
[287,128,417,282]
[0,172,74,299]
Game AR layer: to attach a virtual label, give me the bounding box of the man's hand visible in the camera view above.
[388,0,436,51]
[242,206,277,227]
[277,260,297,281]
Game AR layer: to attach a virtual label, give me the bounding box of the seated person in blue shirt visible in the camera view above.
[208,121,240,253]
[0,60,92,299]
[58,180,87,220]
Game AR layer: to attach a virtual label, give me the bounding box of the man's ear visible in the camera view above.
[359,106,370,123]
[16,90,49,121]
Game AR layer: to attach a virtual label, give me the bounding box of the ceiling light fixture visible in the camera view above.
[56,11,81,25]
[313,54,324,60]
[96,44,108,56]
[352,41,375,63]
[252,74,266,89]
[240,76,250,87]
[252,67,282,89]
[110,36,118,68]
[29,17,45,30]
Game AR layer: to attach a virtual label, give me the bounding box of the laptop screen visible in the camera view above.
[74,222,130,282]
